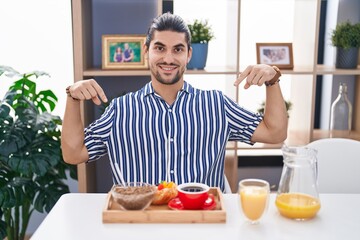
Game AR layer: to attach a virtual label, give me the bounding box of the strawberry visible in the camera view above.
[157,180,176,190]
[158,183,164,190]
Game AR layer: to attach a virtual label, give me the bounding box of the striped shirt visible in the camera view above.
[84,81,262,192]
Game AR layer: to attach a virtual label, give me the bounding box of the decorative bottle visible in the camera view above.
[329,82,352,136]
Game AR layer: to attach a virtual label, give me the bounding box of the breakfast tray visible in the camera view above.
[102,187,226,223]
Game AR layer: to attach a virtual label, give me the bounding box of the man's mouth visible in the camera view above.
[159,65,178,73]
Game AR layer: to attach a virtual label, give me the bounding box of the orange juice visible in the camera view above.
[275,193,321,220]
[240,187,268,221]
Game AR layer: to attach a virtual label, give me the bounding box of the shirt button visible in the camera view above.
[170,138,174,142]
[169,109,172,113]
[170,170,174,174]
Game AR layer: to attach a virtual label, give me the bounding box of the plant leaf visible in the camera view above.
[33,174,69,213]
[0,65,21,78]
[6,134,61,176]
[0,104,11,118]
[7,76,57,113]
[0,217,6,240]
[0,111,34,156]
[34,90,58,112]
[10,77,37,101]
[0,98,37,155]
[0,105,62,175]
[26,71,50,79]
[2,89,17,105]
[36,112,62,132]
[0,163,30,208]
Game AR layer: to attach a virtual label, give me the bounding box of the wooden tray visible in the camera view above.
[102,187,226,223]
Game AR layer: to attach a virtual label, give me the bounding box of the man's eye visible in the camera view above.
[155,46,164,51]
[174,48,183,53]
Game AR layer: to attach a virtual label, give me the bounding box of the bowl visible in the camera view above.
[177,182,210,210]
[111,182,157,210]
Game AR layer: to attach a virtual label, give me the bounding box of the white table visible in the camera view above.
[31,193,360,240]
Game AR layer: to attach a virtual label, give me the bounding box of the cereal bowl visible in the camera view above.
[111,182,157,210]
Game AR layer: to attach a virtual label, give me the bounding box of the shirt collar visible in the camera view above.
[143,80,194,97]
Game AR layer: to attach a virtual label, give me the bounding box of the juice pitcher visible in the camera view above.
[275,145,321,220]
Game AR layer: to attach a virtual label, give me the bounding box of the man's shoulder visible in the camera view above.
[192,87,224,97]
[185,81,223,96]
[117,89,145,100]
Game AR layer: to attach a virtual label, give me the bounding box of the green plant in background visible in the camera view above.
[331,21,360,49]
[257,100,293,118]
[188,19,215,43]
[0,66,77,240]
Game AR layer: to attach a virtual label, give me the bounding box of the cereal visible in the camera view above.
[112,184,156,210]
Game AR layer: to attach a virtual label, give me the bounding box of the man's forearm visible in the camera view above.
[262,84,288,142]
[61,97,89,164]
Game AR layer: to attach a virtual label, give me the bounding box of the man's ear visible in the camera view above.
[143,44,149,58]
[187,46,193,63]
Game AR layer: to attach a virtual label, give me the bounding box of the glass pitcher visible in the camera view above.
[275,145,321,220]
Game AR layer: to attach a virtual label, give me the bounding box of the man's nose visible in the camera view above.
[163,50,175,63]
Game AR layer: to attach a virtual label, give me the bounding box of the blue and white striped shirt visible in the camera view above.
[84,81,262,192]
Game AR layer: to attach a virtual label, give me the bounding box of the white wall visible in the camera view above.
[0,0,76,235]
[0,0,73,118]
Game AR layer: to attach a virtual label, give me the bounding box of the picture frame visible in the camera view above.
[102,35,148,70]
[256,43,294,69]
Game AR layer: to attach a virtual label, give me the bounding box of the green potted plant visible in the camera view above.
[0,66,77,240]
[331,21,360,69]
[187,19,215,70]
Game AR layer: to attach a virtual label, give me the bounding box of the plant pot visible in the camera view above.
[335,47,359,69]
[187,43,209,70]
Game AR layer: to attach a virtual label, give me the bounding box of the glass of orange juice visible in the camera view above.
[239,179,270,224]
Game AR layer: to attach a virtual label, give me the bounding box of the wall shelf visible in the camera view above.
[315,65,360,75]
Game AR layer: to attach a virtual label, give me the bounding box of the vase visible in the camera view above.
[335,47,359,69]
[187,43,209,70]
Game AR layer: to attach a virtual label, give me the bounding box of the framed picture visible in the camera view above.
[256,43,294,69]
[102,35,148,70]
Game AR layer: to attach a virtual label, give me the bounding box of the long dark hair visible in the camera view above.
[145,12,191,52]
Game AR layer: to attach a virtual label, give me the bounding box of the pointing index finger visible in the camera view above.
[234,66,251,86]
[91,80,108,103]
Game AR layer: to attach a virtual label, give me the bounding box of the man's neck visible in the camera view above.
[151,79,184,105]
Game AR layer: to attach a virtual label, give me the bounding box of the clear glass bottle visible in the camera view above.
[329,83,352,136]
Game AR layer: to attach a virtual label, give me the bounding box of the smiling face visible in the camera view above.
[145,30,192,85]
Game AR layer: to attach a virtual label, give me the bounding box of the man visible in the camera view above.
[123,43,134,62]
[61,13,288,192]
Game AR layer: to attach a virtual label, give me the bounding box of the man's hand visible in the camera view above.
[68,79,108,105]
[233,64,277,89]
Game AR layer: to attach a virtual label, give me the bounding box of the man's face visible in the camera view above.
[145,30,192,85]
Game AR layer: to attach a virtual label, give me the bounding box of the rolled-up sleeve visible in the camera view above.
[224,95,263,145]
